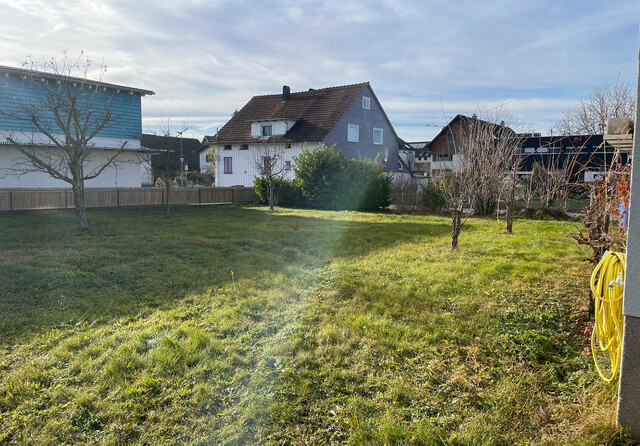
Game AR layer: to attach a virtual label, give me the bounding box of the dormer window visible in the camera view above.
[362,96,371,110]
[251,119,298,137]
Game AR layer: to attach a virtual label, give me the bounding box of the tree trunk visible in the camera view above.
[165,180,171,218]
[268,178,274,211]
[72,182,89,231]
[506,177,515,234]
[451,210,462,250]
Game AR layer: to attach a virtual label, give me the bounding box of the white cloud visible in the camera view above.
[0,0,637,142]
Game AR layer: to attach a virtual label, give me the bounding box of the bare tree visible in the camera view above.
[503,160,521,234]
[0,53,132,230]
[434,108,520,249]
[555,79,635,135]
[391,175,424,213]
[252,145,290,211]
[145,120,189,218]
[529,158,573,209]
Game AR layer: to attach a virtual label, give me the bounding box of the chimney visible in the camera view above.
[282,85,290,101]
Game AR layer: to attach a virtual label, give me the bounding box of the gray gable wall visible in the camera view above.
[323,84,400,171]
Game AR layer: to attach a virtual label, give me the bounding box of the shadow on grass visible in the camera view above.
[0,205,450,345]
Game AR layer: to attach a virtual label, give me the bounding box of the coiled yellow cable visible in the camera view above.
[590,251,626,382]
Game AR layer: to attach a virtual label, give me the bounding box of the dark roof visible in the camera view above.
[429,114,516,146]
[142,134,204,170]
[211,83,369,144]
[0,64,155,96]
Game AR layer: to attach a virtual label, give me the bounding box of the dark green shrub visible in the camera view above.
[519,207,570,220]
[293,145,391,211]
[253,177,303,207]
[293,144,347,210]
[350,158,392,212]
[422,184,446,213]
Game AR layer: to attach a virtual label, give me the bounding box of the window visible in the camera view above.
[524,147,536,153]
[373,127,383,145]
[223,157,233,174]
[285,143,292,149]
[538,146,548,153]
[285,161,291,171]
[240,144,249,150]
[261,125,272,137]
[205,154,213,163]
[447,134,456,142]
[434,154,452,161]
[347,123,359,142]
[224,144,232,150]
[362,96,371,110]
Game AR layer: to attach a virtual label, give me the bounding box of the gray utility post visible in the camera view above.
[178,130,185,187]
[617,29,640,435]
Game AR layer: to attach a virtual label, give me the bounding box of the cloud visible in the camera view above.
[0,0,637,142]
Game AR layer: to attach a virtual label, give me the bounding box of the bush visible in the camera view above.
[349,157,392,212]
[253,177,303,207]
[422,184,446,213]
[293,145,391,211]
[293,144,347,210]
[519,207,570,220]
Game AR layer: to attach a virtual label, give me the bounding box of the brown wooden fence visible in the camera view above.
[0,187,256,211]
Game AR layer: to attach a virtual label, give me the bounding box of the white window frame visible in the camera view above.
[347,123,359,143]
[261,125,272,137]
[373,127,383,145]
[362,96,371,110]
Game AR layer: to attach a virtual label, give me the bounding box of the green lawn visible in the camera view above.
[0,205,628,444]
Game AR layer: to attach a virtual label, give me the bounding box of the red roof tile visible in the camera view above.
[211,83,368,144]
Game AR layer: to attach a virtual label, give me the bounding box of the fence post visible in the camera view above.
[117,189,120,208]
[231,188,235,203]
[9,190,13,211]
[199,188,202,205]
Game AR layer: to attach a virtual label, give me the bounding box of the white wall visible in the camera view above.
[215,142,318,187]
[0,145,143,188]
[200,149,214,173]
[141,153,153,186]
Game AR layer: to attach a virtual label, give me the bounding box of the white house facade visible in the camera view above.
[204,83,401,188]
[212,142,317,187]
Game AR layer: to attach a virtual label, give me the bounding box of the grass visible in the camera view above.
[0,205,630,444]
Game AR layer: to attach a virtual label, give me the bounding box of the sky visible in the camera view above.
[0,0,638,142]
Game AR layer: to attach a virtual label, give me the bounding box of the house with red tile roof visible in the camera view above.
[201,83,402,187]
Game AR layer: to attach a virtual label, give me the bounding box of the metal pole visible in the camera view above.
[617,26,640,435]
[178,130,184,187]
